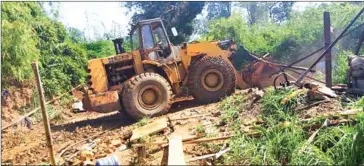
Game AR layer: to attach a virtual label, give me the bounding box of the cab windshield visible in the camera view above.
[151,22,169,49]
[130,28,140,50]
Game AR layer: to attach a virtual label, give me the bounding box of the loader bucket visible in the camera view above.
[240,60,284,89]
[82,90,121,113]
[228,44,284,89]
[231,50,285,90]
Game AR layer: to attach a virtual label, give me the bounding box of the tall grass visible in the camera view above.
[220,88,364,165]
[333,50,350,84]
[354,96,364,111]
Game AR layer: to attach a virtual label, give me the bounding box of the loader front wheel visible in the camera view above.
[188,56,236,103]
[122,73,173,119]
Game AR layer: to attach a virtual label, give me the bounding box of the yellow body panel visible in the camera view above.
[132,50,144,74]
[87,52,135,93]
[87,59,109,93]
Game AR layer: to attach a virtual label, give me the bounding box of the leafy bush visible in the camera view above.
[203,3,363,63]
[1,3,40,84]
[82,40,115,59]
[333,50,350,84]
[2,2,88,97]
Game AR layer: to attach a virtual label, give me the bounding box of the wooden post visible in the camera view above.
[137,146,146,164]
[324,12,332,88]
[31,62,56,165]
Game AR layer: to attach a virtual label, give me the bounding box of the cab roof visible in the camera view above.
[129,18,163,35]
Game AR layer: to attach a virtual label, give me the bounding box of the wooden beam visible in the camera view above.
[324,11,332,88]
[130,118,168,142]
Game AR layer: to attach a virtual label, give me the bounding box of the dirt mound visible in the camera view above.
[1,84,35,126]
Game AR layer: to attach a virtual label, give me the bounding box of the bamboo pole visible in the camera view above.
[32,62,56,165]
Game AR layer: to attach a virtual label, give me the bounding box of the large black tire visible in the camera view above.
[188,56,236,103]
[122,73,173,119]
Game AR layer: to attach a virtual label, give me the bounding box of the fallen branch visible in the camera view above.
[186,153,216,162]
[298,118,354,154]
[60,130,107,157]
[169,113,212,121]
[307,119,329,144]
[294,100,330,112]
[300,110,361,123]
[186,147,231,162]
[183,135,233,144]
[132,135,200,148]
[62,125,120,163]
[298,119,329,154]
[2,84,84,131]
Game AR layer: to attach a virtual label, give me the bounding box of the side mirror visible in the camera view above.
[171,27,178,37]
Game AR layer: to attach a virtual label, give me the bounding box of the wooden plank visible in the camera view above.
[168,136,186,165]
[130,118,168,142]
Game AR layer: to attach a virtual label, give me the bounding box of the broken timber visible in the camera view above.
[186,147,231,162]
[130,118,168,142]
[169,113,212,121]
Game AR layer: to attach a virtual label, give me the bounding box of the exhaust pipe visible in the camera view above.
[112,38,125,54]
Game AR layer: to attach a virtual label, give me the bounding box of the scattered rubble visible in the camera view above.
[2,81,363,165]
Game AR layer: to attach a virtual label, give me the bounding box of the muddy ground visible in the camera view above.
[2,97,224,165]
[1,87,342,165]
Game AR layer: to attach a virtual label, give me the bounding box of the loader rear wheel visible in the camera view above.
[188,56,236,103]
[122,73,173,119]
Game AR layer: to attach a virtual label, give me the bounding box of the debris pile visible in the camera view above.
[58,81,363,165]
[2,82,363,165]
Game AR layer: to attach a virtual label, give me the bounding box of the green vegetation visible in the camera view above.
[2,2,87,97]
[2,2,362,99]
[219,88,364,165]
[124,2,205,44]
[136,117,150,127]
[354,96,364,111]
[333,50,350,84]
[81,40,114,59]
[204,3,364,82]
[195,124,206,134]
[1,2,123,99]
[219,93,245,122]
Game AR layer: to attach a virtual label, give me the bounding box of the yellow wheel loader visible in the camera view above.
[82,18,255,119]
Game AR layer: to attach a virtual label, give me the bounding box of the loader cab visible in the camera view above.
[129,18,175,62]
